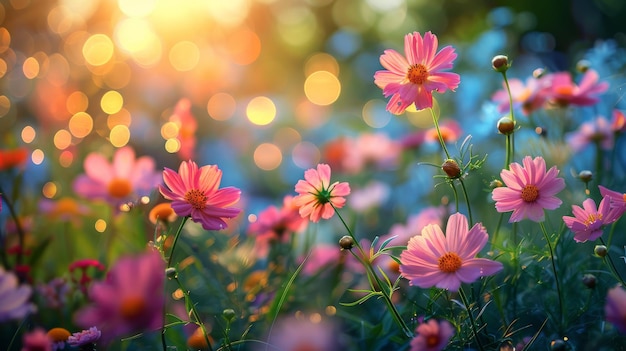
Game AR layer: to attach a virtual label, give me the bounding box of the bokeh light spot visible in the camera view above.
[95,219,107,232]
[118,0,157,17]
[304,71,341,106]
[59,150,74,167]
[254,143,282,171]
[32,149,44,165]
[42,182,58,199]
[68,112,93,138]
[101,90,123,114]
[114,18,162,67]
[225,29,261,66]
[246,96,276,126]
[0,95,11,117]
[107,108,132,129]
[362,99,391,128]
[21,125,36,143]
[0,27,10,53]
[304,53,339,77]
[66,91,88,114]
[165,138,181,153]
[161,121,179,139]
[54,129,73,150]
[292,141,320,169]
[22,57,40,79]
[83,34,114,66]
[207,93,236,121]
[169,41,199,71]
[110,125,130,147]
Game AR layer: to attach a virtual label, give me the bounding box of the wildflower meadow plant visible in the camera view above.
[3,9,626,351]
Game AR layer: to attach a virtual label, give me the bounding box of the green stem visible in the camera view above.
[449,181,459,214]
[458,178,473,226]
[175,276,214,351]
[167,216,189,269]
[332,206,413,338]
[540,222,564,330]
[459,288,485,351]
[501,71,516,160]
[0,188,25,269]
[599,237,626,287]
[430,108,451,159]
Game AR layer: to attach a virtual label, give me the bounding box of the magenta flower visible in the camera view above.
[548,69,608,107]
[382,206,446,246]
[374,31,460,114]
[0,266,36,322]
[410,318,455,351]
[492,156,565,222]
[159,160,241,231]
[599,185,626,217]
[565,116,614,153]
[399,213,502,292]
[74,250,165,344]
[605,285,626,333]
[563,196,622,242]
[73,146,161,208]
[21,328,52,351]
[67,327,101,347]
[491,75,551,116]
[293,163,350,223]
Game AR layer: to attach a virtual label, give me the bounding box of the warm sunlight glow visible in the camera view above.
[304,70,341,106]
[169,41,200,71]
[207,93,236,121]
[246,96,276,126]
[110,125,130,147]
[253,143,282,170]
[21,125,36,143]
[82,34,114,66]
[68,112,93,138]
[101,90,124,114]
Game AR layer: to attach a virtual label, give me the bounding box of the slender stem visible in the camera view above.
[167,216,189,269]
[459,288,485,351]
[501,71,516,160]
[0,188,25,269]
[504,134,512,170]
[540,222,564,330]
[449,181,459,214]
[175,276,214,351]
[491,213,505,248]
[599,237,626,287]
[607,221,618,248]
[332,207,413,338]
[458,178,473,226]
[430,108,451,159]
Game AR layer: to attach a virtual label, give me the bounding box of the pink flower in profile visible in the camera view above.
[73,146,161,208]
[424,119,463,144]
[249,195,308,258]
[159,160,241,231]
[374,31,460,114]
[599,185,626,217]
[491,75,551,116]
[605,285,626,333]
[410,318,455,351]
[168,98,198,161]
[492,156,565,223]
[563,196,622,242]
[611,109,626,133]
[74,250,165,344]
[293,164,350,223]
[0,266,36,322]
[548,69,608,107]
[399,213,502,292]
[565,116,613,153]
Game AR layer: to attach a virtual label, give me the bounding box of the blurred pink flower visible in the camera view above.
[159,160,241,231]
[599,185,626,217]
[169,98,198,161]
[293,164,350,223]
[410,318,455,351]
[565,116,613,153]
[399,213,502,292]
[491,75,551,116]
[301,244,341,276]
[374,31,460,114]
[342,133,402,173]
[74,250,165,344]
[424,119,463,144]
[73,146,161,208]
[492,156,565,222]
[605,285,626,333]
[21,328,52,351]
[67,326,101,347]
[39,197,90,223]
[266,315,343,351]
[249,195,308,258]
[548,69,608,107]
[381,206,446,246]
[0,266,36,322]
[563,196,622,242]
[348,181,390,213]
[612,109,626,133]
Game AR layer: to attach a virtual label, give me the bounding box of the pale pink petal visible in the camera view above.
[112,146,135,179]
[374,70,405,89]
[84,153,114,185]
[379,49,409,75]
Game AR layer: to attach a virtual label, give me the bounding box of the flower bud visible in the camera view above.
[339,235,354,250]
[578,170,593,183]
[489,179,503,189]
[491,55,510,72]
[497,116,515,135]
[550,339,570,351]
[441,159,461,179]
[533,68,546,78]
[166,267,178,279]
[582,273,597,289]
[223,308,236,322]
[594,245,608,257]
[576,59,591,73]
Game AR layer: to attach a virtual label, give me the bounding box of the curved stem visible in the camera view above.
[167,216,189,269]
[599,237,626,287]
[458,178,473,226]
[0,188,25,269]
[540,222,564,330]
[459,288,485,351]
[430,108,451,159]
[175,276,214,351]
[501,71,516,161]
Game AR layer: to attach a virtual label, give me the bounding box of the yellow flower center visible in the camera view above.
[438,252,462,273]
[584,213,603,227]
[54,198,79,215]
[47,327,71,342]
[108,178,133,198]
[426,334,440,347]
[119,295,146,320]
[521,184,539,202]
[149,203,175,224]
[184,189,207,210]
[407,64,429,85]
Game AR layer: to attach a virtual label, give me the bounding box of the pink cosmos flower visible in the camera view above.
[492,156,565,223]
[399,213,502,292]
[423,119,463,144]
[342,133,402,174]
[0,266,36,322]
[265,315,343,351]
[565,116,613,153]
[248,195,308,258]
[563,196,622,242]
[159,160,241,231]
[491,75,552,116]
[168,98,198,161]
[548,69,608,107]
[73,146,161,208]
[21,328,52,351]
[374,31,460,114]
[599,185,626,217]
[348,181,390,213]
[381,206,446,246]
[611,109,626,133]
[410,318,455,351]
[293,163,350,223]
[605,285,626,333]
[300,244,341,276]
[74,250,165,344]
